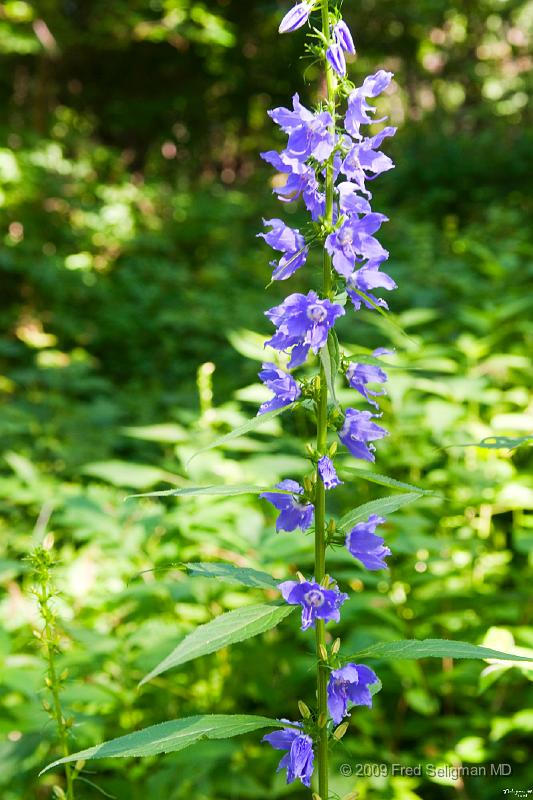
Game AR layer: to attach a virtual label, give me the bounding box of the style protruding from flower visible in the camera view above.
[263,722,314,786]
[345,514,391,570]
[279,578,348,630]
[258,362,301,415]
[327,664,379,724]
[279,2,314,35]
[265,291,345,368]
[318,455,342,490]
[261,479,314,532]
[339,408,388,461]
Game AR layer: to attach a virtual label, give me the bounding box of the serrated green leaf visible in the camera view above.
[320,330,340,408]
[339,467,436,496]
[337,492,423,532]
[187,405,294,465]
[184,562,279,589]
[140,603,293,685]
[345,639,533,663]
[40,714,282,774]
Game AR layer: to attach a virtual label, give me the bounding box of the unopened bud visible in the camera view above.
[332,637,341,655]
[306,443,316,458]
[303,477,314,495]
[328,441,338,457]
[296,571,306,583]
[319,644,328,662]
[327,518,336,534]
[298,700,311,719]
[60,669,69,681]
[317,712,328,728]
[312,794,322,800]
[320,574,330,587]
[333,721,349,740]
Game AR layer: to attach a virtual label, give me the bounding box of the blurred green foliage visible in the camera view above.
[0,0,532,798]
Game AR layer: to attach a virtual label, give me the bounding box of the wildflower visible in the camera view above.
[346,263,396,310]
[269,94,335,163]
[338,408,388,461]
[345,70,394,138]
[261,479,314,532]
[265,291,345,368]
[258,218,308,280]
[327,664,379,724]
[325,213,389,278]
[345,514,391,569]
[333,20,356,55]
[327,42,346,77]
[263,722,314,786]
[318,456,342,489]
[258,363,301,415]
[346,354,388,407]
[279,2,314,35]
[279,578,348,630]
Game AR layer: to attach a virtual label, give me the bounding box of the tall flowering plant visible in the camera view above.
[40,2,529,796]
[259,2,396,794]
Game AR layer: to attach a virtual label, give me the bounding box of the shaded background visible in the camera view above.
[1,1,532,798]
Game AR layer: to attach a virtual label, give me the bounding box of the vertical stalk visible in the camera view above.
[315,2,337,797]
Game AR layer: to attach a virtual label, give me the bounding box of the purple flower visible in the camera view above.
[327,42,346,76]
[258,218,308,280]
[334,20,356,55]
[261,150,325,220]
[261,479,314,532]
[258,363,301,415]
[346,263,397,310]
[279,2,313,35]
[325,213,389,278]
[338,408,388,461]
[263,722,314,787]
[327,664,379,724]
[269,94,335,163]
[318,455,342,489]
[265,291,345,368]
[279,578,348,630]
[338,181,371,216]
[346,354,388,408]
[345,70,394,139]
[345,514,391,570]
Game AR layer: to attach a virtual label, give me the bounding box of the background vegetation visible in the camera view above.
[1,0,532,797]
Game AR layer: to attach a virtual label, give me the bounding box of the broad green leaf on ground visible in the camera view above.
[187,404,294,465]
[184,562,279,589]
[140,603,293,685]
[345,639,533,663]
[128,484,291,499]
[339,466,436,496]
[337,492,423,532]
[81,461,180,489]
[320,330,340,407]
[41,715,282,774]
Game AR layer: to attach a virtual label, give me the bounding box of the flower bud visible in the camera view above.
[298,700,311,719]
[313,794,322,800]
[333,721,349,740]
[279,2,313,35]
[317,711,328,728]
[319,643,328,662]
[328,441,338,457]
[332,637,341,655]
[296,571,306,583]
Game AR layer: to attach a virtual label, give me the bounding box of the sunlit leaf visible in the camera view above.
[346,639,533,663]
[337,492,423,532]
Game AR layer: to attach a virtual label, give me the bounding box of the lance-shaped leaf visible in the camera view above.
[128,484,292,500]
[339,467,436,496]
[187,404,294,465]
[40,714,283,774]
[337,492,423,532]
[320,330,340,408]
[446,434,533,452]
[184,562,279,589]
[345,639,533,663]
[140,603,293,685]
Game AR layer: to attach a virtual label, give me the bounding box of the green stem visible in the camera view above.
[315,2,337,798]
[40,584,75,800]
